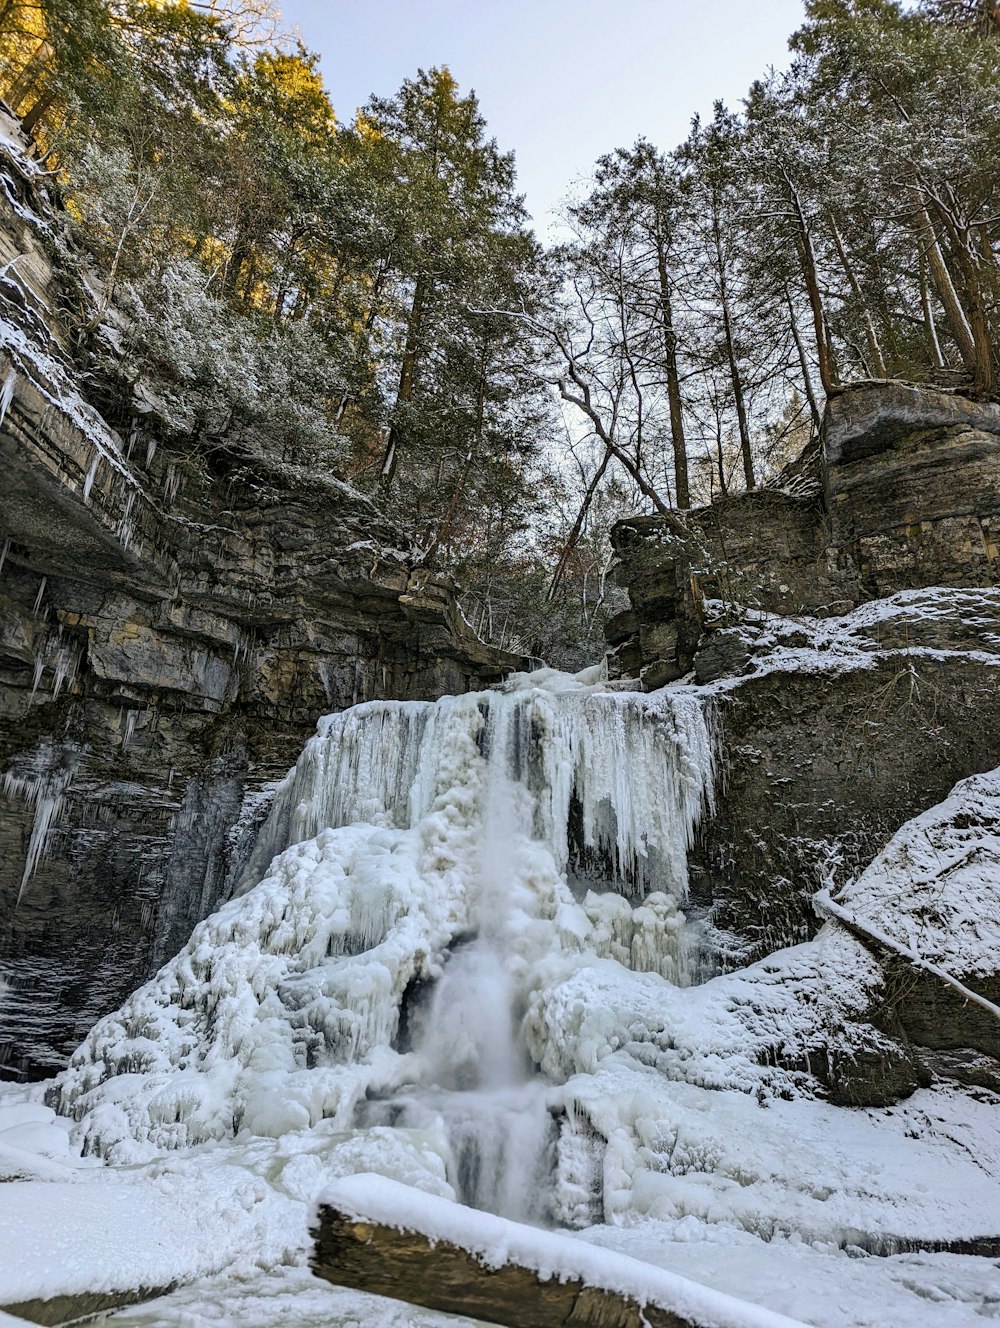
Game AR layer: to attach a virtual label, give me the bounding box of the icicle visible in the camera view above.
[317,662,333,705]
[145,439,157,467]
[32,576,46,615]
[0,537,9,575]
[82,453,100,502]
[162,463,179,504]
[118,491,136,552]
[29,653,44,702]
[242,679,714,903]
[2,744,78,902]
[51,646,67,698]
[122,709,139,749]
[0,364,16,426]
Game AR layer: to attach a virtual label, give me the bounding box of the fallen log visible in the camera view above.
[1,1287,174,1327]
[310,1174,806,1328]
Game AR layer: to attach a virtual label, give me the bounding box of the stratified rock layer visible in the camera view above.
[609,381,1000,688]
[0,116,518,1077]
[608,387,1000,1020]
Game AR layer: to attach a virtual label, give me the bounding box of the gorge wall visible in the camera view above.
[0,116,519,1078]
[4,88,1000,1118]
[607,382,1000,1101]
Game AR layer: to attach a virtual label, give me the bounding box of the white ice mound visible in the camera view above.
[52,821,459,1161]
[50,674,715,1163]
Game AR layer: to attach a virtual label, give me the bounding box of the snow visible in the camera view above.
[833,766,1000,979]
[92,1265,485,1328]
[0,1114,455,1306]
[697,587,1000,690]
[524,925,884,1097]
[582,1225,1000,1328]
[0,312,138,489]
[2,663,1000,1325]
[317,1172,809,1328]
[0,1164,288,1306]
[553,1068,1000,1246]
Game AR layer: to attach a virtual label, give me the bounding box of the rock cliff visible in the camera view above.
[607,383,1000,1101]
[608,381,1000,687]
[0,114,519,1078]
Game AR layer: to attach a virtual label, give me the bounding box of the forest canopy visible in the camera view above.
[1,0,998,662]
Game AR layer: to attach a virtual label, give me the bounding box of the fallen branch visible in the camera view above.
[813,888,1000,1024]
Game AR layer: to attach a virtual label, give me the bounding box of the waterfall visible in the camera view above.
[50,668,716,1224]
[239,669,714,902]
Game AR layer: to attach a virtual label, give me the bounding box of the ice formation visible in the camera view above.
[239,668,714,900]
[35,667,1000,1305]
[7,668,1000,1324]
[51,669,716,1213]
[2,740,80,900]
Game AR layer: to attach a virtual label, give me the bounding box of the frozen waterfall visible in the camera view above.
[239,667,714,903]
[50,667,715,1226]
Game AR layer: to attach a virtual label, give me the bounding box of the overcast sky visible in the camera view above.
[276,1,807,236]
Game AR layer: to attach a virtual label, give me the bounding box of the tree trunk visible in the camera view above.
[6,38,50,114]
[335,257,391,426]
[422,347,488,566]
[312,1199,725,1328]
[784,173,838,396]
[828,214,887,377]
[547,444,613,601]
[785,286,822,432]
[930,191,995,393]
[272,228,301,323]
[655,246,690,508]
[558,368,670,516]
[910,186,979,382]
[955,243,994,394]
[21,85,55,137]
[918,249,946,370]
[711,195,754,489]
[380,273,428,486]
[713,408,728,495]
[223,235,251,303]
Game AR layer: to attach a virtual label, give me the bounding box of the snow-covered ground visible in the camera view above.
[2,665,999,1326]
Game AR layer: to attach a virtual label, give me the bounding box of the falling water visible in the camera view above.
[358,761,559,1221]
[51,669,716,1224]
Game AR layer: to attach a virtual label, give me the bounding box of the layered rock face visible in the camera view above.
[0,121,518,1078]
[606,384,1000,1100]
[609,381,1000,688]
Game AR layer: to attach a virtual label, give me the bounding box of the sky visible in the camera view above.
[275,1,807,237]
